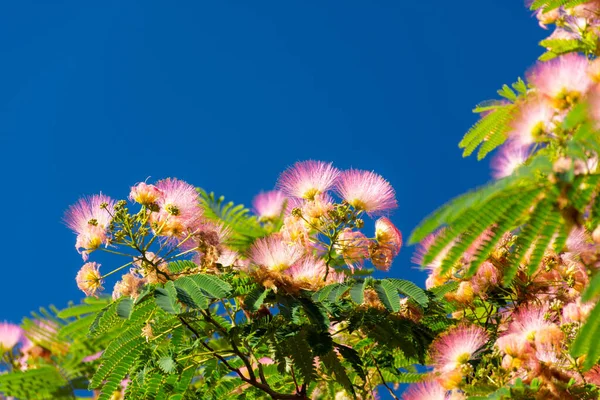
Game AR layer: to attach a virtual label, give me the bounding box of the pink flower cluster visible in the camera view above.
[247,161,402,289]
[489,53,600,179]
[66,178,231,298]
[407,223,600,395]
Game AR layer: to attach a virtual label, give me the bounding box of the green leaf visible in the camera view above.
[349,280,365,304]
[186,274,232,298]
[56,302,108,318]
[173,276,209,309]
[198,189,268,251]
[155,282,182,314]
[158,356,177,374]
[374,280,400,313]
[243,287,269,312]
[385,279,428,307]
[117,298,134,319]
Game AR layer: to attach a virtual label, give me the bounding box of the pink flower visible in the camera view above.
[508,306,563,349]
[562,298,594,323]
[430,325,488,375]
[249,234,304,272]
[371,218,403,272]
[252,190,287,220]
[335,169,397,215]
[277,160,340,199]
[129,182,163,205]
[75,262,104,297]
[375,217,402,256]
[285,257,328,289]
[151,178,201,236]
[470,261,501,293]
[336,228,370,270]
[491,144,530,179]
[112,271,147,300]
[64,194,115,235]
[64,194,115,259]
[0,322,22,351]
[527,53,592,104]
[402,381,451,400]
[508,97,555,147]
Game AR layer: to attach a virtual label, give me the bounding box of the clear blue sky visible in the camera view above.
[0,0,543,332]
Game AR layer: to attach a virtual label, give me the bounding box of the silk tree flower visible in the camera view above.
[302,193,334,221]
[430,325,488,389]
[284,256,342,290]
[507,306,563,349]
[527,53,593,106]
[151,178,202,236]
[335,169,397,215]
[280,214,311,247]
[562,298,594,323]
[375,217,402,256]
[370,218,402,270]
[112,270,147,300]
[64,194,115,259]
[129,182,162,205]
[402,381,456,400]
[249,234,304,272]
[277,160,340,199]
[491,143,530,179]
[508,97,555,147]
[75,262,104,297]
[0,322,23,351]
[335,228,370,270]
[252,190,287,220]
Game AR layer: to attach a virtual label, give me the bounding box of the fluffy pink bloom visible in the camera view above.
[64,194,115,259]
[508,306,563,349]
[336,228,370,269]
[249,234,304,272]
[129,182,163,205]
[277,160,339,199]
[0,322,22,351]
[566,226,594,258]
[371,219,404,271]
[252,190,287,220]
[286,256,326,280]
[75,262,104,297]
[431,325,488,374]
[402,380,451,400]
[491,144,530,179]
[375,217,402,256]
[527,53,593,102]
[335,169,397,215]
[112,271,147,300]
[562,298,594,323]
[471,261,501,293]
[152,178,201,236]
[64,194,115,235]
[508,97,555,147]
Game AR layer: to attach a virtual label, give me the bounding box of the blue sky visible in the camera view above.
[0,0,542,365]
